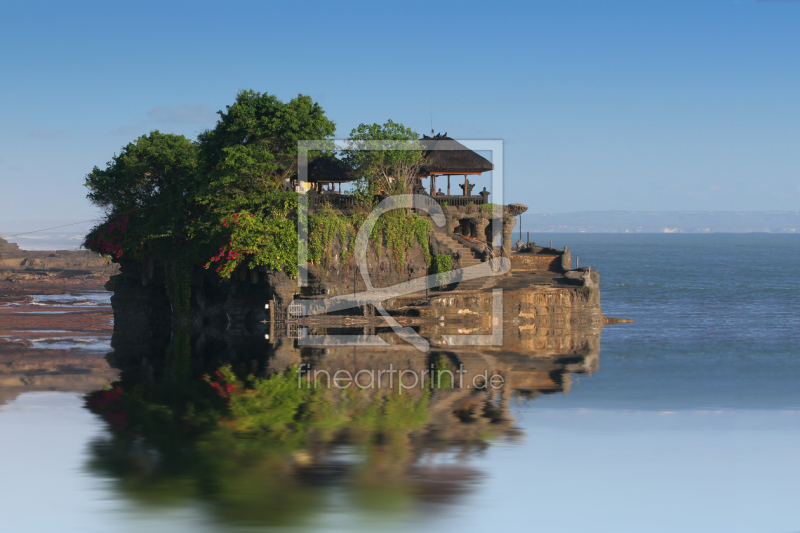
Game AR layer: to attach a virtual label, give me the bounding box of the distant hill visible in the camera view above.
[520,211,800,233]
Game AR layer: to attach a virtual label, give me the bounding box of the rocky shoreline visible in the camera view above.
[0,236,117,284]
[0,238,118,407]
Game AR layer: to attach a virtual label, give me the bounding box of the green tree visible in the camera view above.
[85,131,197,213]
[84,92,335,271]
[344,120,427,196]
[198,90,336,196]
[83,131,199,261]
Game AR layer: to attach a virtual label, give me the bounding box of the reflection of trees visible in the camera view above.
[87,317,600,527]
[84,365,509,527]
[87,431,328,527]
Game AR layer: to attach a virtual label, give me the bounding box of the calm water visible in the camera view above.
[2,233,800,533]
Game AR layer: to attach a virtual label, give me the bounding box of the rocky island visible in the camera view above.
[65,91,626,520]
[77,92,610,374]
[57,91,630,512]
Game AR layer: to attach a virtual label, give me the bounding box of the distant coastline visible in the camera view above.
[518,211,800,234]
[3,212,800,252]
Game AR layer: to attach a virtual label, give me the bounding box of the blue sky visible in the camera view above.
[1,0,799,224]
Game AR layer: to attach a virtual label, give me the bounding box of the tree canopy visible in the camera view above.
[344,120,426,196]
[198,90,336,196]
[83,91,428,280]
[85,131,197,213]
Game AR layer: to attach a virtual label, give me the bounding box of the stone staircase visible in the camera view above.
[431,228,492,291]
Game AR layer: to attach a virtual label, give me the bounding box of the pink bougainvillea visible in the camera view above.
[204,213,260,277]
[84,210,133,258]
[85,386,128,431]
[203,367,243,403]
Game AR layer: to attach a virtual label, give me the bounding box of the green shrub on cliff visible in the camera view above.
[204,210,298,278]
[372,209,431,268]
[308,205,432,272]
[432,254,453,287]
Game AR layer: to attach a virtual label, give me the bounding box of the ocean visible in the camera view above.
[1,233,799,533]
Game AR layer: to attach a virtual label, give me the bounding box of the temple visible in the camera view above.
[301,133,525,259]
[100,131,618,374]
[418,133,494,204]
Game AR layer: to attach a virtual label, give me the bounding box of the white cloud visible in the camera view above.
[110,120,149,137]
[146,103,217,124]
[28,128,67,140]
[112,103,218,136]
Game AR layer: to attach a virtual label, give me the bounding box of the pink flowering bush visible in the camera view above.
[85,386,128,431]
[204,366,243,400]
[84,210,133,258]
[203,211,297,279]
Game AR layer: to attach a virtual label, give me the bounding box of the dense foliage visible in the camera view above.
[85,131,198,212]
[197,91,335,196]
[203,198,299,279]
[83,92,334,277]
[83,91,430,280]
[343,120,427,196]
[308,205,431,272]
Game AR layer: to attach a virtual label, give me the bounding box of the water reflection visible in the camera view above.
[85,299,603,528]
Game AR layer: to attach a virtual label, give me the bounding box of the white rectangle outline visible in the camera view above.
[295,139,504,349]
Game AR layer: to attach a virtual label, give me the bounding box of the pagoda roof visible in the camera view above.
[305,156,356,183]
[420,134,493,175]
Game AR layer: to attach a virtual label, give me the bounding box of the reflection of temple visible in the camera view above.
[91,257,606,527]
[93,320,601,528]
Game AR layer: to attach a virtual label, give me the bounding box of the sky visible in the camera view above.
[1,0,799,227]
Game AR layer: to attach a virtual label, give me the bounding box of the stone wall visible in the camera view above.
[509,254,561,271]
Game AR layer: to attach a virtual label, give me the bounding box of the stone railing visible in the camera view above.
[429,194,488,207]
[308,191,492,211]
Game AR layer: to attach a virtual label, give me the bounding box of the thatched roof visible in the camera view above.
[420,134,493,175]
[304,156,355,183]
